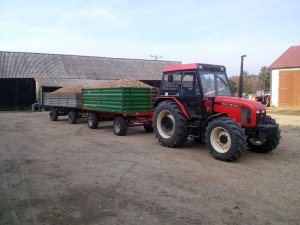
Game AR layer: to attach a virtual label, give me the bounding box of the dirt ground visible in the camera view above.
[0,111,299,225]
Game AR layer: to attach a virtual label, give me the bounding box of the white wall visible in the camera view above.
[271,68,300,107]
[271,69,279,107]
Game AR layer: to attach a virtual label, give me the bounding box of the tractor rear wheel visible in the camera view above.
[154,101,189,147]
[206,117,247,162]
[247,115,281,153]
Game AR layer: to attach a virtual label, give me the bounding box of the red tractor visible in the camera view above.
[153,63,281,161]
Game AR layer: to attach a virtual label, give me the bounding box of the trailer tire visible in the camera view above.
[113,117,128,136]
[50,109,58,121]
[154,100,189,147]
[68,111,77,124]
[247,115,281,153]
[88,113,98,129]
[144,123,154,133]
[205,117,247,162]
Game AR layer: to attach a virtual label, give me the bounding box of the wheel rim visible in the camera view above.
[114,121,121,133]
[157,110,175,139]
[248,138,266,146]
[210,127,231,153]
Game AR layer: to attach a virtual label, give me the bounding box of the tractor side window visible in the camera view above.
[200,74,215,97]
[181,72,200,96]
[160,72,182,96]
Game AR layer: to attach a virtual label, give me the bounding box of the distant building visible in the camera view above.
[269,45,300,109]
[0,51,180,110]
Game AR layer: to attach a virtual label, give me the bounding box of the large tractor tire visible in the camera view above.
[247,115,281,153]
[113,117,128,136]
[205,117,247,162]
[49,108,58,121]
[154,101,189,147]
[68,111,77,124]
[88,113,99,129]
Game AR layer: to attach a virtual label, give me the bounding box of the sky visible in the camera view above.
[0,0,299,76]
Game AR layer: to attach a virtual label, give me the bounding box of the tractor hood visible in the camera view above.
[214,96,265,110]
[213,96,266,126]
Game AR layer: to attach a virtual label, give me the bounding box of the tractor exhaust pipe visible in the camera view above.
[238,55,247,98]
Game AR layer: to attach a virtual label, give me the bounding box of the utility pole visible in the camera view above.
[238,55,247,98]
[150,54,162,61]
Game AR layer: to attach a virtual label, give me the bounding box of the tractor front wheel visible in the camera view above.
[154,101,189,147]
[247,115,281,153]
[206,117,247,162]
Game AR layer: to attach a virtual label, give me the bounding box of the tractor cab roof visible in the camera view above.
[163,63,226,73]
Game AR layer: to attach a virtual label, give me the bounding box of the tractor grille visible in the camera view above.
[256,112,266,125]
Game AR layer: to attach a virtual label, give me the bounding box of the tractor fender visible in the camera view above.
[204,113,228,127]
[154,97,190,119]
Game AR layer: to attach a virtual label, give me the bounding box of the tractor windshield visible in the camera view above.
[199,72,232,97]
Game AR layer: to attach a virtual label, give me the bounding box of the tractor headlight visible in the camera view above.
[256,109,261,114]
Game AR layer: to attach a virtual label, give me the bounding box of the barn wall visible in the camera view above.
[279,69,300,109]
[271,68,300,108]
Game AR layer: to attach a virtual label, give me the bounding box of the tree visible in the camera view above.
[229,71,264,96]
[258,66,271,89]
[229,78,238,95]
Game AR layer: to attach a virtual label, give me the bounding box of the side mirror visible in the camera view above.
[168,74,173,82]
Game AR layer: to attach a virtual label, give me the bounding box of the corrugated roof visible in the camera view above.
[34,78,99,87]
[0,51,181,80]
[270,45,300,69]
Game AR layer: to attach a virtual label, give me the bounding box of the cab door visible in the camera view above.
[180,71,202,117]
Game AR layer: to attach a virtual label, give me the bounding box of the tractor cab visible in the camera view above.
[159,63,232,118]
[153,63,281,162]
[160,63,231,98]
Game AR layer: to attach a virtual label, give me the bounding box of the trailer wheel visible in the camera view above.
[144,123,154,133]
[206,117,247,162]
[113,117,128,136]
[154,100,189,147]
[88,113,98,129]
[49,109,58,121]
[68,111,77,124]
[247,115,281,153]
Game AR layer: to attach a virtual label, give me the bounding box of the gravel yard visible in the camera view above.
[0,111,299,225]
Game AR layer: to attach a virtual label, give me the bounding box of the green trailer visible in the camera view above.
[82,87,157,135]
[82,87,156,113]
[46,87,157,136]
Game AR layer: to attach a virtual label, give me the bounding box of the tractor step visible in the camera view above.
[191,115,202,120]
